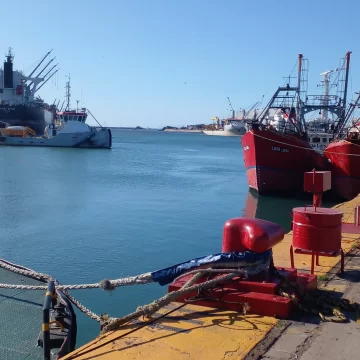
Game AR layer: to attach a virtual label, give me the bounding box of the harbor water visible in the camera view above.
[0,130,326,346]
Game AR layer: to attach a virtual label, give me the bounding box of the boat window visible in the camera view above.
[322,138,327,142]
[64,115,69,121]
[313,137,320,143]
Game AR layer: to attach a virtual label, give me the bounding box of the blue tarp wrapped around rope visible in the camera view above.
[151,250,272,286]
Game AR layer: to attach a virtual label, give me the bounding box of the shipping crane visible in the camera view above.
[244,95,265,119]
[227,97,235,118]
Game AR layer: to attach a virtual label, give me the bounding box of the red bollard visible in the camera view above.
[222,218,284,253]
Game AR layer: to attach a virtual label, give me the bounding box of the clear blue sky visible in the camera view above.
[3,0,360,128]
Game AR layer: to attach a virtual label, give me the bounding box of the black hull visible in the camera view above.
[0,105,53,134]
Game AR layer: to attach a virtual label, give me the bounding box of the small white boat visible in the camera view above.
[0,110,112,148]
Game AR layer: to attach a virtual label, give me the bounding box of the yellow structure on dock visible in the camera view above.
[63,196,360,360]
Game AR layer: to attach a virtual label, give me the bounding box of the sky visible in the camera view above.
[2,0,360,128]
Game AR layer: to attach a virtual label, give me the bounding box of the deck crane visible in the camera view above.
[227,97,235,118]
[244,95,265,119]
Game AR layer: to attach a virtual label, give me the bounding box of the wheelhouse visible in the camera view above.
[57,111,88,123]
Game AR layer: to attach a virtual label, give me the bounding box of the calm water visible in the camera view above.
[0,130,325,346]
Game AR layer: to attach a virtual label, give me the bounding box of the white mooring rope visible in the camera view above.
[0,257,269,327]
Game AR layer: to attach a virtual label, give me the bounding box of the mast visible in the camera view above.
[297,53,304,132]
[343,51,351,109]
[297,54,303,91]
[65,74,71,111]
[319,71,332,120]
[332,51,352,134]
[257,54,301,128]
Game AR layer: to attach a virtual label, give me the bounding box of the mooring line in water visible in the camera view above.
[0,258,104,323]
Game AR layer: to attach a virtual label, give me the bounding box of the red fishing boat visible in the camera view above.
[242,52,351,195]
[324,92,360,200]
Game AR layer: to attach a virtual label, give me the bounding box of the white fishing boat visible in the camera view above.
[0,116,112,148]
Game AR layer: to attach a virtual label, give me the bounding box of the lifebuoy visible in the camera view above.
[49,124,54,130]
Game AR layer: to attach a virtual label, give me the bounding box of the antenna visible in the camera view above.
[65,73,71,111]
[6,47,14,62]
[282,75,297,87]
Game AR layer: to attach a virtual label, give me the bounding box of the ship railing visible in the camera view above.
[304,95,340,107]
[269,97,297,109]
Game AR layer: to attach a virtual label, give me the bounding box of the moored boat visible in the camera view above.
[242,125,319,193]
[242,52,351,195]
[324,93,360,199]
[0,79,112,148]
[0,48,58,135]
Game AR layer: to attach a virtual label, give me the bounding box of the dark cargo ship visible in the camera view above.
[0,48,58,134]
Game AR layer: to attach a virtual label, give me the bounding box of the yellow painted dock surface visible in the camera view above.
[63,195,360,360]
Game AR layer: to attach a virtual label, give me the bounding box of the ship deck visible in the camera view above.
[62,195,360,360]
[0,266,45,360]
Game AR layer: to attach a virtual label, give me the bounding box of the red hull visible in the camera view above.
[324,140,360,200]
[242,129,326,194]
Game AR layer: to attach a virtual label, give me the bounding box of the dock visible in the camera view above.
[62,195,360,360]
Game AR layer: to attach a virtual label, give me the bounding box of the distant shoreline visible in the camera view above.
[95,127,204,133]
[162,129,203,133]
